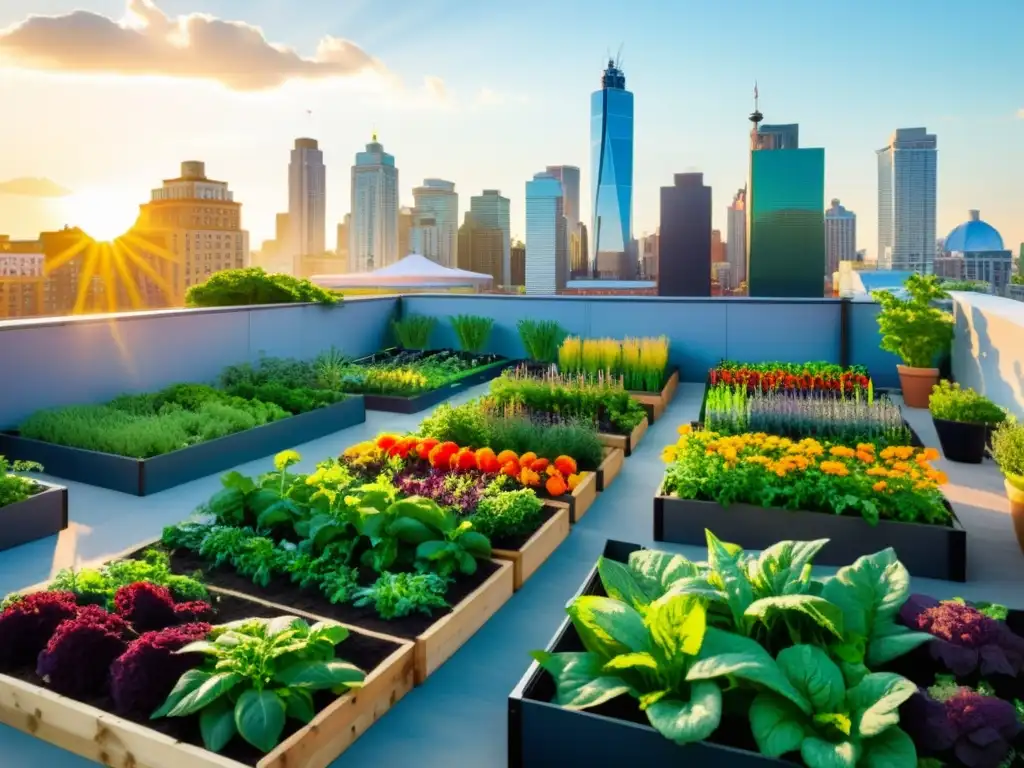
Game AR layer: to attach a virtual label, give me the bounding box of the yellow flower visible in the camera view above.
[722,447,738,462]
[274,449,302,471]
[819,461,849,477]
[678,424,693,435]
[856,443,876,454]
[866,467,889,477]
[829,446,856,458]
[892,461,913,473]
[872,481,887,492]
[662,446,679,463]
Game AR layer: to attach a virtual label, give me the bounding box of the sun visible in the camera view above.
[60,187,141,242]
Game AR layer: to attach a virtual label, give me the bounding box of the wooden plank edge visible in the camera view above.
[570,472,599,523]
[414,559,514,684]
[597,447,624,492]
[259,643,415,768]
[492,506,571,590]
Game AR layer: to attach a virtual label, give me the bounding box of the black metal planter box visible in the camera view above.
[361,359,511,414]
[0,396,367,496]
[508,539,791,768]
[653,493,967,582]
[0,481,68,551]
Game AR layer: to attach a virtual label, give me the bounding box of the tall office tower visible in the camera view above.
[639,231,659,280]
[726,188,747,287]
[545,166,580,231]
[755,124,800,150]
[457,212,503,284]
[410,179,458,267]
[136,161,249,303]
[398,207,413,258]
[511,241,526,287]
[590,57,634,279]
[876,127,937,273]
[658,173,712,297]
[349,133,399,272]
[711,230,726,263]
[469,190,511,285]
[287,138,326,273]
[525,172,567,295]
[825,198,857,279]
[569,222,589,277]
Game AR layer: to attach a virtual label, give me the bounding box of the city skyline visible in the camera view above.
[0,0,1021,258]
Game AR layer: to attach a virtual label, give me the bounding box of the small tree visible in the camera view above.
[871,274,953,369]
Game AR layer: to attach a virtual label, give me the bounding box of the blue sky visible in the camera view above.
[0,0,1021,256]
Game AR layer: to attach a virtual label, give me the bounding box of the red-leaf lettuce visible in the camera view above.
[113,582,212,633]
[36,605,131,697]
[0,591,78,668]
[109,622,211,716]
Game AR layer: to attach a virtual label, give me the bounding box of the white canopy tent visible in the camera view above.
[312,253,493,290]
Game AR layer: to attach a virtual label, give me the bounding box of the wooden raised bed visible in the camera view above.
[0,588,415,768]
[626,367,679,423]
[653,487,967,581]
[546,469,598,524]
[598,416,648,457]
[0,397,367,496]
[0,480,67,552]
[595,446,624,492]
[509,538,790,767]
[492,505,571,589]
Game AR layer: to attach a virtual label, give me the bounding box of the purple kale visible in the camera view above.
[899,594,1024,677]
[36,605,132,697]
[0,591,78,669]
[393,468,485,516]
[902,687,957,752]
[114,582,212,633]
[109,622,211,716]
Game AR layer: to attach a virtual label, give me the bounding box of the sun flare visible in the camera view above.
[60,187,141,242]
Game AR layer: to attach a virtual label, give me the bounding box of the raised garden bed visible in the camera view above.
[0,589,414,768]
[652,489,966,581]
[597,416,648,458]
[351,348,512,414]
[0,397,366,496]
[0,480,67,551]
[492,504,571,590]
[116,541,513,686]
[626,367,679,423]
[545,469,598,524]
[595,446,623,492]
[508,539,790,767]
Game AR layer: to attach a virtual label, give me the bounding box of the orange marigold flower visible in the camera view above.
[452,448,477,472]
[872,481,887,492]
[496,449,518,466]
[475,447,500,474]
[554,455,578,476]
[866,467,889,477]
[531,457,550,472]
[519,451,538,470]
[829,446,856,458]
[376,434,399,451]
[545,474,568,496]
[856,443,876,454]
[855,450,875,463]
[428,442,458,469]
[892,461,913,473]
[519,467,541,487]
[545,464,560,477]
[501,460,520,477]
[567,473,583,491]
[417,438,439,459]
[678,424,693,435]
[921,447,940,462]
[931,470,948,485]
[819,461,849,477]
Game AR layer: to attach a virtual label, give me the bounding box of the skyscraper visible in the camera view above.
[411,179,458,267]
[755,124,799,150]
[350,134,399,272]
[658,173,712,297]
[469,189,511,285]
[825,198,857,279]
[726,188,747,287]
[525,172,567,295]
[457,212,503,284]
[590,58,634,279]
[287,138,326,273]
[877,127,938,273]
[398,207,413,258]
[711,230,726,263]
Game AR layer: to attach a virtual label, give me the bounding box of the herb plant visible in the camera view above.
[153,617,364,754]
[450,314,494,353]
[392,314,437,350]
[47,549,208,608]
[991,422,1024,490]
[185,267,339,307]
[353,572,450,619]
[469,488,546,545]
[929,381,1007,426]
[872,274,954,369]
[517,319,567,363]
[0,456,44,508]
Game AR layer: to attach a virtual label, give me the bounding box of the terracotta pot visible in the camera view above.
[1007,476,1024,554]
[897,365,939,408]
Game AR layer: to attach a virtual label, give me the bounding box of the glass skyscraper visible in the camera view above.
[590,59,634,279]
[350,134,398,272]
[748,148,826,297]
[525,172,566,295]
[876,127,937,273]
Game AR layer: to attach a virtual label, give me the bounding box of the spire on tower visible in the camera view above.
[748,81,763,127]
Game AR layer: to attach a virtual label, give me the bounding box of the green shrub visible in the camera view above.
[418,402,490,447]
[872,274,953,368]
[928,381,1007,425]
[450,315,494,353]
[0,456,43,508]
[185,268,339,307]
[517,319,566,363]
[392,314,437,350]
[469,489,546,544]
[991,421,1024,489]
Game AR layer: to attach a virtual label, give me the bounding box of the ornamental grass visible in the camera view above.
[661,425,950,526]
[557,335,669,392]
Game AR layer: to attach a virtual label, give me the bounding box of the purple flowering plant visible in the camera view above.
[900,595,1024,678]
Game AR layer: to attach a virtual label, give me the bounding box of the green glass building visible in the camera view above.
[747,148,825,297]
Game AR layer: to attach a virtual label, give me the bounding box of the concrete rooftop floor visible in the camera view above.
[0,383,1021,767]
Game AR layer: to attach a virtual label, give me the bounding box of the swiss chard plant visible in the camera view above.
[153,616,364,754]
[749,644,918,767]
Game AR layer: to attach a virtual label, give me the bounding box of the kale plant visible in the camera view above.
[353,572,450,620]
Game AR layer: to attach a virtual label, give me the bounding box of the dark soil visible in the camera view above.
[489,506,556,551]
[1,592,402,766]
[124,545,501,640]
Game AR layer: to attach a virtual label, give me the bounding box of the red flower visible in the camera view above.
[545,475,568,496]
[417,438,439,459]
[475,447,500,474]
[429,441,459,469]
[376,434,399,451]
[501,459,520,477]
[531,457,550,472]
[554,455,577,476]
[519,451,538,470]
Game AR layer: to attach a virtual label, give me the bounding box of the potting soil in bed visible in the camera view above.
[1,592,402,767]
[125,545,502,639]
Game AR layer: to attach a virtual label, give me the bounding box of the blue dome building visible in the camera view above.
[938,210,1012,292]
[944,210,1005,253]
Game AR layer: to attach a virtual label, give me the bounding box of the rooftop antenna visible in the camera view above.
[615,43,624,69]
[748,81,762,128]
